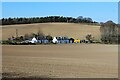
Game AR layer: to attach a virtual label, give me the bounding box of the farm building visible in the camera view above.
[56,36,71,44]
[22,37,49,44]
[69,38,74,43]
[52,37,58,43]
[30,37,38,43]
[57,40,69,44]
[74,39,81,43]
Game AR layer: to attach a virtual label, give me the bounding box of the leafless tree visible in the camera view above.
[100,20,119,43]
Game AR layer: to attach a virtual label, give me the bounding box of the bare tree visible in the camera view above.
[100,20,119,43]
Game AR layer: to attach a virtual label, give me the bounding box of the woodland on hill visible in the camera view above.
[1,16,98,25]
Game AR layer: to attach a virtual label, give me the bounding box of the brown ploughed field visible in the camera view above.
[2,44,118,78]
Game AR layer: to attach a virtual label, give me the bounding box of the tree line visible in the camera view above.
[1,16,98,25]
[100,21,120,44]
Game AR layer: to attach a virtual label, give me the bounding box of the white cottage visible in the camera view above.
[52,37,58,43]
[30,37,38,43]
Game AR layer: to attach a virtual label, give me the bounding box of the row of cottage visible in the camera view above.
[24,37,90,44]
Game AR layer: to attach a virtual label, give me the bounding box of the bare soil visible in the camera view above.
[2,44,118,78]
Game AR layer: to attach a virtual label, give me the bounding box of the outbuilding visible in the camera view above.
[52,37,58,43]
[30,37,38,43]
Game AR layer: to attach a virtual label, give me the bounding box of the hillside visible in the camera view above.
[2,23,101,40]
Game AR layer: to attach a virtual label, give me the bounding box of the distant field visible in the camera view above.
[2,23,101,40]
[3,44,118,78]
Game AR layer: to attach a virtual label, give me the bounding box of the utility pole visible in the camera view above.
[16,29,18,38]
